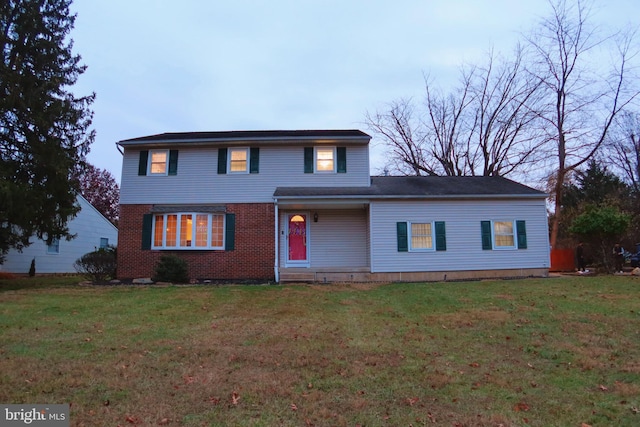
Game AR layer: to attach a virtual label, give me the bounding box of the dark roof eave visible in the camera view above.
[274,193,549,200]
[117,130,371,147]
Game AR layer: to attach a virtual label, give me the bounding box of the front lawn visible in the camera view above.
[1,276,638,426]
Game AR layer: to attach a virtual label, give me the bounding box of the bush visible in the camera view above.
[28,258,36,276]
[74,246,117,283]
[153,255,189,283]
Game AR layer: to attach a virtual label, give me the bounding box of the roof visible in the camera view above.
[117,129,371,147]
[274,176,547,200]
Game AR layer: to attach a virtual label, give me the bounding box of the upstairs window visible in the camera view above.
[304,147,347,173]
[99,238,109,249]
[229,148,249,173]
[138,150,178,176]
[316,147,335,172]
[150,150,168,175]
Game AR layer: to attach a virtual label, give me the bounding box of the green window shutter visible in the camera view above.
[516,220,527,249]
[138,150,149,176]
[397,222,408,252]
[304,147,314,173]
[435,221,446,251]
[217,148,228,174]
[225,213,235,250]
[141,214,153,250]
[168,150,178,175]
[337,147,347,173]
[249,147,260,173]
[481,221,493,250]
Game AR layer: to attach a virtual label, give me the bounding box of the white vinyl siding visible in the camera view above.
[370,199,549,273]
[0,196,118,274]
[120,145,370,205]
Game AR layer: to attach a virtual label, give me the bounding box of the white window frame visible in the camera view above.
[492,220,517,250]
[148,149,169,175]
[152,212,225,250]
[47,238,60,254]
[409,221,435,251]
[314,146,336,173]
[228,147,249,174]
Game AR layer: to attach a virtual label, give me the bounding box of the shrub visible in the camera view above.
[153,255,190,283]
[28,258,36,276]
[74,246,117,283]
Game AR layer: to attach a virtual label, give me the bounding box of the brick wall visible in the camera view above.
[117,203,275,281]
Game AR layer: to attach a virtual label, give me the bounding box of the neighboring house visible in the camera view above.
[116,130,550,283]
[1,195,118,274]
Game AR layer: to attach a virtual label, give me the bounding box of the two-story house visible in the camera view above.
[116,130,550,282]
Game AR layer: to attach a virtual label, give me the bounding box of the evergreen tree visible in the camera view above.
[0,0,94,262]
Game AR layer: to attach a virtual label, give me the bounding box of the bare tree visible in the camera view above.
[526,0,639,248]
[366,47,544,178]
[602,111,640,191]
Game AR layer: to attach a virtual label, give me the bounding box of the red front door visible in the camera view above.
[288,214,307,262]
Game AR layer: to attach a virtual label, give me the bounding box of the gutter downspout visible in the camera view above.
[274,198,279,283]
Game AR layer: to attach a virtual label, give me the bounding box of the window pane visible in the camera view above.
[211,214,224,247]
[150,151,167,174]
[195,214,208,247]
[100,237,109,249]
[494,221,514,247]
[495,234,515,246]
[154,215,164,246]
[180,214,193,247]
[47,238,60,254]
[166,215,177,246]
[316,148,334,171]
[230,149,247,172]
[411,223,433,249]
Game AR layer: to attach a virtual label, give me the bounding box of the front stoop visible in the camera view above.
[279,267,371,283]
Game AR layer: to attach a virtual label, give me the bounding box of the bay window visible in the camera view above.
[152,212,225,249]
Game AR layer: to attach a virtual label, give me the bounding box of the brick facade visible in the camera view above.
[117,203,275,281]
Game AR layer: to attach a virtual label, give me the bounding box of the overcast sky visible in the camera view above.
[69,0,638,182]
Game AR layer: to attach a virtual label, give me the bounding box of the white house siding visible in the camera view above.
[279,209,369,269]
[370,199,550,273]
[120,145,371,205]
[1,196,118,274]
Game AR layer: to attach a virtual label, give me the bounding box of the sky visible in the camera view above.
[69,0,639,183]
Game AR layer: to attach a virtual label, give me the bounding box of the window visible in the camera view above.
[152,212,226,249]
[229,148,249,173]
[304,147,347,173]
[149,150,168,175]
[100,238,109,249]
[397,221,446,252]
[316,147,335,172]
[138,150,178,176]
[481,220,527,250]
[47,238,60,254]
[217,147,259,174]
[410,222,434,250]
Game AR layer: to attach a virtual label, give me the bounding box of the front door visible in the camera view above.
[287,213,308,264]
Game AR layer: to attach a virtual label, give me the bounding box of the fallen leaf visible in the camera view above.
[231,391,240,405]
[514,402,530,412]
[291,403,298,411]
[406,397,419,406]
[599,384,609,392]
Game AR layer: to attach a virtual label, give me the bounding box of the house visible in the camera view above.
[116,130,550,283]
[1,195,118,274]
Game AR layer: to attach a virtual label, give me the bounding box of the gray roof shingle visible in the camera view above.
[118,129,371,146]
[274,176,546,199]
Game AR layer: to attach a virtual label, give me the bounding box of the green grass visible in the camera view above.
[1,275,639,426]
